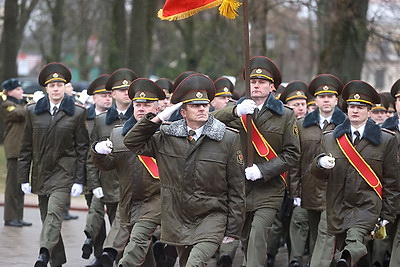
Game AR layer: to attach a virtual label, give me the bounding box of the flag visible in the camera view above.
[158,0,241,21]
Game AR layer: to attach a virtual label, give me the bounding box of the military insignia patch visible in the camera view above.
[6,105,15,112]
[122,80,129,85]
[236,150,244,165]
[196,92,203,98]
[53,73,59,78]
[139,92,146,98]
[293,124,299,136]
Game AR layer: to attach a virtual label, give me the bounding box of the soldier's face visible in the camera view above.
[211,95,231,110]
[250,79,274,99]
[7,86,23,100]
[370,110,386,124]
[348,104,370,126]
[93,93,112,112]
[396,97,400,115]
[315,94,337,114]
[181,103,209,126]
[286,99,307,118]
[112,89,131,105]
[46,82,66,104]
[133,101,159,120]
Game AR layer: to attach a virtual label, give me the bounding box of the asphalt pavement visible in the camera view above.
[0,193,290,267]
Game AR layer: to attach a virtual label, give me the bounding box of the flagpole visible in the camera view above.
[242,0,253,167]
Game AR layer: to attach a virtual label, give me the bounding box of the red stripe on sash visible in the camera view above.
[138,155,160,180]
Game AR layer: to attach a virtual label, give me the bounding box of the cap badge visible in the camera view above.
[322,85,329,90]
[139,92,146,98]
[354,94,360,100]
[196,92,203,98]
[256,69,263,74]
[296,91,303,95]
[53,73,59,78]
[223,87,229,92]
[122,80,129,85]
[376,104,381,107]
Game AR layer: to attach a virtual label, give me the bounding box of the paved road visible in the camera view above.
[0,194,290,267]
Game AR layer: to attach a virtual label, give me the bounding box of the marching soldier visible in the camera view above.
[0,78,32,227]
[311,80,399,267]
[18,62,89,267]
[213,56,301,267]
[211,77,235,111]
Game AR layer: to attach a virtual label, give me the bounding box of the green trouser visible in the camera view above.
[84,196,118,257]
[119,220,159,267]
[217,239,240,262]
[371,238,391,265]
[309,210,335,267]
[289,206,309,263]
[103,208,132,261]
[336,227,370,264]
[266,215,284,256]
[4,158,24,222]
[176,241,220,267]
[38,191,69,267]
[389,215,400,267]
[242,207,277,267]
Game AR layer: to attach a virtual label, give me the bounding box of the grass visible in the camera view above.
[0,145,6,193]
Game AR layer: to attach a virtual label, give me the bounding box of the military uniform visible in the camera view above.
[290,75,346,267]
[0,79,30,227]
[18,63,89,266]
[124,74,246,267]
[311,81,399,266]
[213,56,301,267]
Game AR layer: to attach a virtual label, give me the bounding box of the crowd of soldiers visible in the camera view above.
[0,56,399,267]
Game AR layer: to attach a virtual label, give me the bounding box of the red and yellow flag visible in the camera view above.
[158,0,241,21]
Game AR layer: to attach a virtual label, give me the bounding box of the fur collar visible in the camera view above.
[303,107,346,128]
[381,114,398,131]
[333,118,381,146]
[34,94,75,116]
[86,105,96,120]
[7,95,23,105]
[121,116,138,136]
[105,105,133,125]
[162,114,226,141]
[237,93,284,116]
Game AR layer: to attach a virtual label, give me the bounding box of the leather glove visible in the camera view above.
[318,155,335,169]
[222,236,235,244]
[245,164,262,181]
[156,102,183,122]
[95,139,113,154]
[293,197,301,207]
[32,91,45,103]
[236,99,257,117]
[93,187,104,199]
[21,183,31,194]
[378,218,389,227]
[71,183,83,197]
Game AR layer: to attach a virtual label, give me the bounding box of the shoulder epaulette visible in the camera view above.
[323,130,334,135]
[382,128,395,135]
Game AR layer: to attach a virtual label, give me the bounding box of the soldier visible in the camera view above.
[290,74,346,267]
[155,78,173,111]
[381,79,400,267]
[312,80,399,267]
[18,62,89,267]
[0,78,32,227]
[82,68,137,267]
[382,92,396,118]
[370,93,389,126]
[213,56,301,267]
[92,78,166,267]
[279,81,310,267]
[124,73,246,266]
[211,77,235,111]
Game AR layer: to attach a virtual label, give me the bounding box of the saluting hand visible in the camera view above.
[156,102,183,122]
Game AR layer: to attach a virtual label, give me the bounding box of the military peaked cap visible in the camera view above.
[105,68,138,91]
[248,56,282,88]
[308,74,343,96]
[279,81,308,104]
[214,77,234,97]
[38,62,71,86]
[128,78,166,102]
[87,74,111,95]
[342,80,380,106]
[170,74,215,104]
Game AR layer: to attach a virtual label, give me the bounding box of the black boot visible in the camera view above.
[85,257,103,267]
[82,237,93,259]
[218,253,233,267]
[34,247,49,267]
[101,248,117,267]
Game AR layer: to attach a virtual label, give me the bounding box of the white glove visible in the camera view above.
[76,90,90,105]
[32,91,45,103]
[319,155,335,169]
[156,102,183,122]
[222,236,235,244]
[378,218,389,227]
[71,183,83,197]
[21,183,31,194]
[93,187,104,199]
[245,164,263,181]
[293,197,301,207]
[236,99,257,117]
[95,139,113,154]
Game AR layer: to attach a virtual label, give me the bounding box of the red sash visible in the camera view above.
[138,155,160,180]
[240,115,287,184]
[336,134,382,199]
